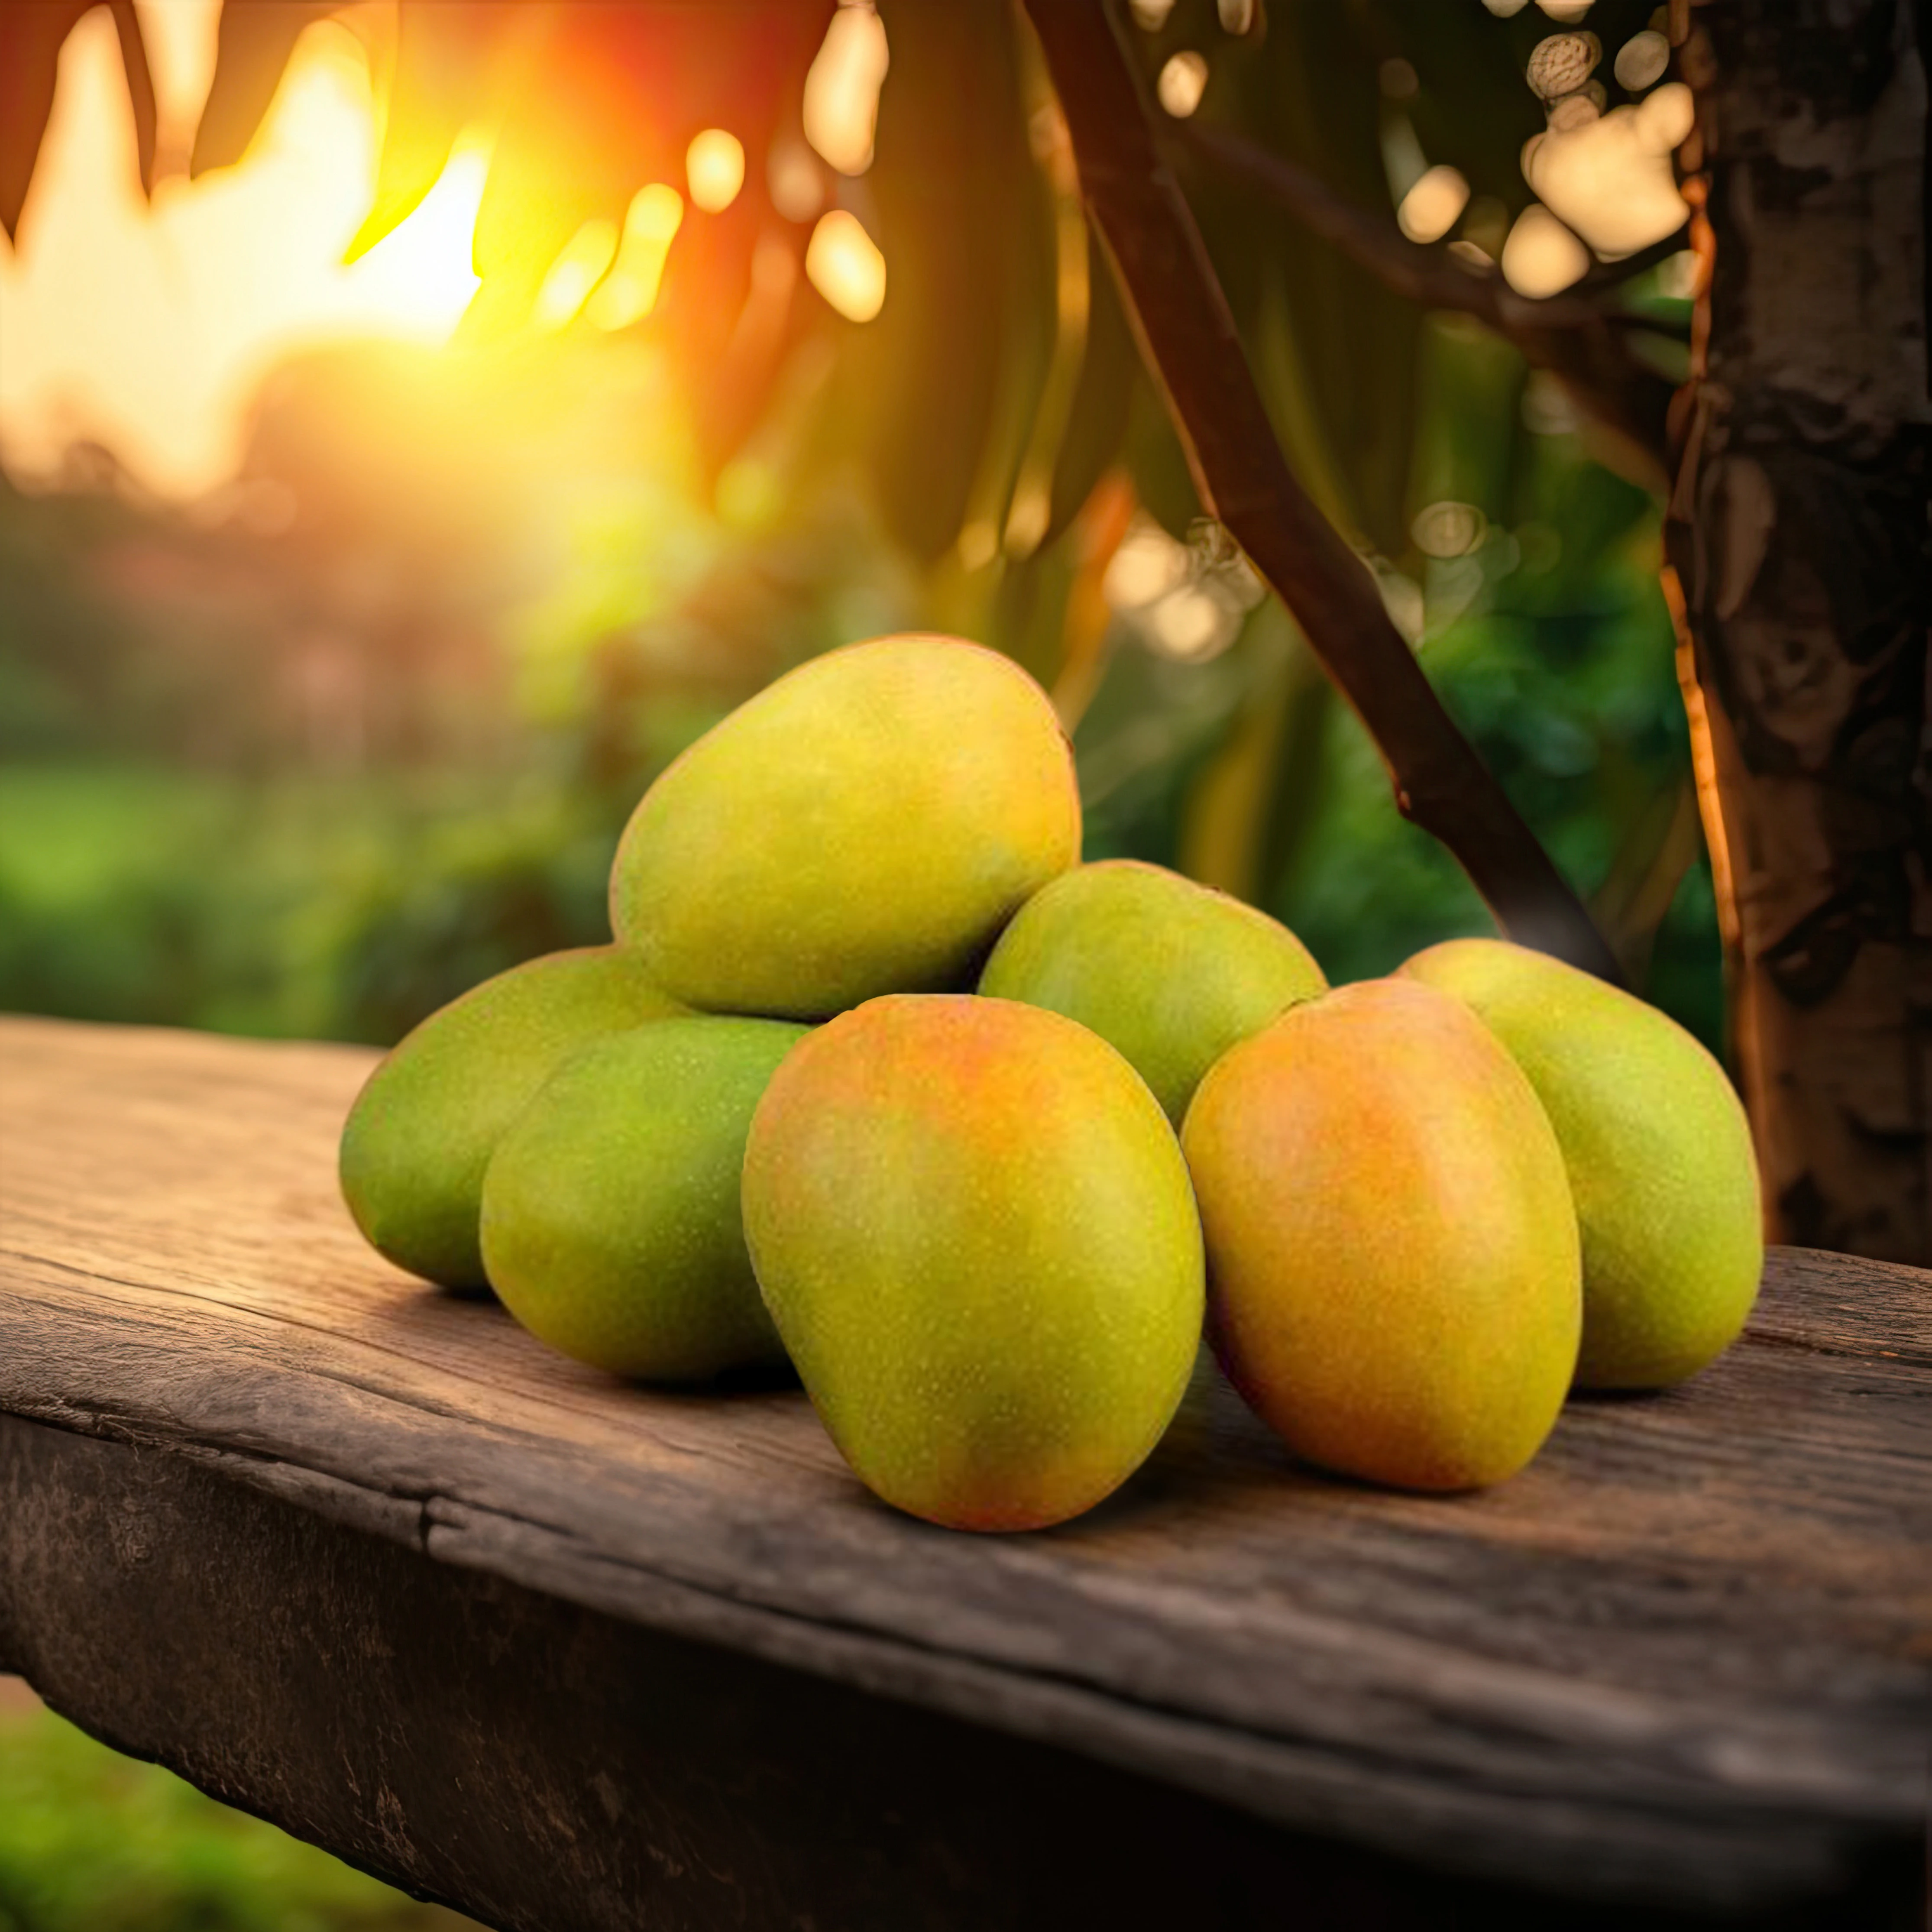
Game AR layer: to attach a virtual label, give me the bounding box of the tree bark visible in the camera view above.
[1665,1,1930,1260]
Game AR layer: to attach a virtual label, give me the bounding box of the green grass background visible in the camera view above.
[0,1683,482,1932]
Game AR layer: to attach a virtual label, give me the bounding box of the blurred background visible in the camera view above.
[2,1,1705,1922]
[0,0,1716,1056]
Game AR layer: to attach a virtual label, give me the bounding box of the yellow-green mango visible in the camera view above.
[609,635,1081,1019]
[743,995,1203,1531]
[1182,978,1581,1491]
[480,1017,806,1379]
[339,947,686,1289]
[977,860,1327,1123]
[1401,937,1762,1388]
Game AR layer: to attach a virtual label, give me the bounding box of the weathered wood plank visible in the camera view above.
[0,1015,1927,1920]
[19,1414,1858,1932]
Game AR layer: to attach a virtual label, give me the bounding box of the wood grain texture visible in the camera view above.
[1,1015,1928,1918]
[16,1417,1837,1932]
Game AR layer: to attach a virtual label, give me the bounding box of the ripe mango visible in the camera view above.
[1401,937,1762,1388]
[480,1017,806,1379]
[609,635,1081,1019]
[1182,979,1581,1491]
[977,860,1327,1123]
[339,947,686,1289]
[743,995,1204,1531]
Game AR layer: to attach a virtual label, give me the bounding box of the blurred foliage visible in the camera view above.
[0,1695,476,1932]
[0,0,1720,1054]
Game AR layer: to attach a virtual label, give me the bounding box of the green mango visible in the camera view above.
[608,635,1081,1019]
[339,948,685,1289]
[480,1017,808,1380]
[743,994,1204,1531]
[1401,938,1763,1389]
[978,860,1327,1124]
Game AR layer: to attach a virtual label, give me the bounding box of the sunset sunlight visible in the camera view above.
[0,8,485,498]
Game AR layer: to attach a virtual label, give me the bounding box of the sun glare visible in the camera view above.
[0,11,486,498]
[535,218,621,333]
[587,185,685,332]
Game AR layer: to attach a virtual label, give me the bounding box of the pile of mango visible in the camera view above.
[340,634,1763,1530]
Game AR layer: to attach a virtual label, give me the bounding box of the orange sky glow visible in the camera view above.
[0,2,898,506]
[0,3,488,498]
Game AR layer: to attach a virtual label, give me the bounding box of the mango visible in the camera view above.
[978,860,1326,1123]
[1401,937,1762,1388]
[1182,978,1581,1491]
[339,947,686,1289]
[480,1017,806,1379]
[609,635,1081,1019]
[743,995,1204,1530]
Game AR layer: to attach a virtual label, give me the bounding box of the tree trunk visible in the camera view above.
[1665,1,1929,1262]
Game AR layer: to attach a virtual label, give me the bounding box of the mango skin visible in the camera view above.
[743,995,1204,1531]
[339,947,686,1289]
[978,860,1327,1124]
[1182,978,1582,1492]
[480,1018,807,1380]
[609,635,1081,1019]
[1401,938,1763,1388]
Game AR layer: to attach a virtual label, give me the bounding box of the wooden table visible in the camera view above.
[1,1016,1926,1931]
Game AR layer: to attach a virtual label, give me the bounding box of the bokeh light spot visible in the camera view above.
[1527,32,1601,101]
[767,140,824,223]
[1104,521,1191,611]
[1148,586,1233,661]
[1157,52,1210,119]
[1525,87,1691,260]
[1614,30,1670,93]
[1501,202,1590,297]
[686,129,746,214]
[805,209,885,322]
[1398,165,1469,244]
[1412,501,1487,559]
[804,4,890,176]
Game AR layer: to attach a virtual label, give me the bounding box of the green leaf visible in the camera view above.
[1041,228,1137,546]
[846,0,1052,563]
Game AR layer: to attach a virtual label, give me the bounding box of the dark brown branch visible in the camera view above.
[1577,224,1696,297]
[1172,118,1677,473]
[1023,0,1622,982]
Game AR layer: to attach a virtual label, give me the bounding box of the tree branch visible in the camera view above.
[1172,118,1677,473]
[1023,0,1622,982]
